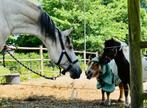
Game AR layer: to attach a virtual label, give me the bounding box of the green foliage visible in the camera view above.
[144,99,147,105]
[141,0,147,9]
[15,35,42,47]
[141,8,147,41]
[6,0,147,52]
[0,66,11,75]
[6,35,17,45]
[0,53,60,82]
[40,0,129,52]
[0,66,11,83]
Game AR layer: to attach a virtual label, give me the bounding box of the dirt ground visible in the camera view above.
[0,73,146,108]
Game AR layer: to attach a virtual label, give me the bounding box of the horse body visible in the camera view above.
[118,45,147,81]
[113,47,130,106]
[114,50,130,84]
[86,57,123,106]
[0,0,82,79]
[101,38,131,106]
[0,0,41,49]
[86,39,147,106]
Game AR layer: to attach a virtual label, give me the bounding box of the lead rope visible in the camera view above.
[2,50,6,67]
[2,46,7,67]
[3,49,62,80]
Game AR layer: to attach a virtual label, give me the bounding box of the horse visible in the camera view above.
[86,56,123,106]
[0,0,82,79]
[100,38,130,107]
[101,38,147,106]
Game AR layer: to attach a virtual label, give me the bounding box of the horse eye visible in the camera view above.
[65,42,73,49]
[68,45,73,49]
[65,37,73,49]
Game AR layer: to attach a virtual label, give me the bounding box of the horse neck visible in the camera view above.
[114,50,128,65]
[1,0,62,61]
[3,0,42,36]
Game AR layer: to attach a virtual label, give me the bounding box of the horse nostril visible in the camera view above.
[87,76,90,79]
[86,71,92,79]
[85,71,88,76]
[88,71,91,75]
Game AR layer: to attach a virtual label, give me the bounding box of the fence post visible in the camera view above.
[40,45,44,75]
[128,0,143,107]
[83,50,86,71]
[95,52,98,57]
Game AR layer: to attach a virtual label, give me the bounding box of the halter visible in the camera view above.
[104,45,122,50]
[55,29,78,75]
[103,45,124,59]
[85,56,102,80]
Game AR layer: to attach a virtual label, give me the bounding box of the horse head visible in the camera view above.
[85,57,102,80]
[0,1,82,79]
[44,27,82,79]
[39,12,82,79]
[101,38,122,64]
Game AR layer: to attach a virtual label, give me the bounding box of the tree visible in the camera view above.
[15,35,42,47]
[6,0,147,52]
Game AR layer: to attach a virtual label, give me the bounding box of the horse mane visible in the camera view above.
[105,38,129,61]
[105,38,128,50]
[40,12,57,41]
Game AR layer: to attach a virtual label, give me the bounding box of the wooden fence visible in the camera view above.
[0,46,97,74]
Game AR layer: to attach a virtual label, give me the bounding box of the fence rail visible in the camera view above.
[0,46,97,74]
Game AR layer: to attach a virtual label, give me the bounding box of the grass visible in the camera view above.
[144,99,147,106]
[0,66,11,83]
[0,52,85,83]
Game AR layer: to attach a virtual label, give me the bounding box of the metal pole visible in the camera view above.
[84,0,86,71]
[2,52,5,67]
[40,45,44,75]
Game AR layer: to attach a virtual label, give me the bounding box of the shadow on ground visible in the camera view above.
[0,95,125,108]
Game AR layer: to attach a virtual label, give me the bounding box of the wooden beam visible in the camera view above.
[128,0,143,108]
[140,41,147,48]
[142,93,147,100]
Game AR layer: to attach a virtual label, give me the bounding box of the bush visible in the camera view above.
[0,66,11,83]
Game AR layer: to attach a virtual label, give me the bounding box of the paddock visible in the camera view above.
[0,73,147,108]
[0,0,146,107]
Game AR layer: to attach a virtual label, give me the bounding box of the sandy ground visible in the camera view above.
[0,73,147,108]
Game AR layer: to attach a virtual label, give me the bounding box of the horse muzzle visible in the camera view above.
[69,66,82,79]
[85,70,93,79]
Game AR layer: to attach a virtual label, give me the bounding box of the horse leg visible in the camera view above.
[105,92,111,106]
[100,90,105,105]
[123,84,129,107]
[118,83,124,102]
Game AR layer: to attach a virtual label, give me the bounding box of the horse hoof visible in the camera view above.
[100,101,105,105]
[104,100,111,106]
[118,99,123,103]
[124,103,130,108]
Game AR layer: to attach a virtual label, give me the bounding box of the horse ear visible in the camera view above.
[111,38,114,41]
[62,28,73,37]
